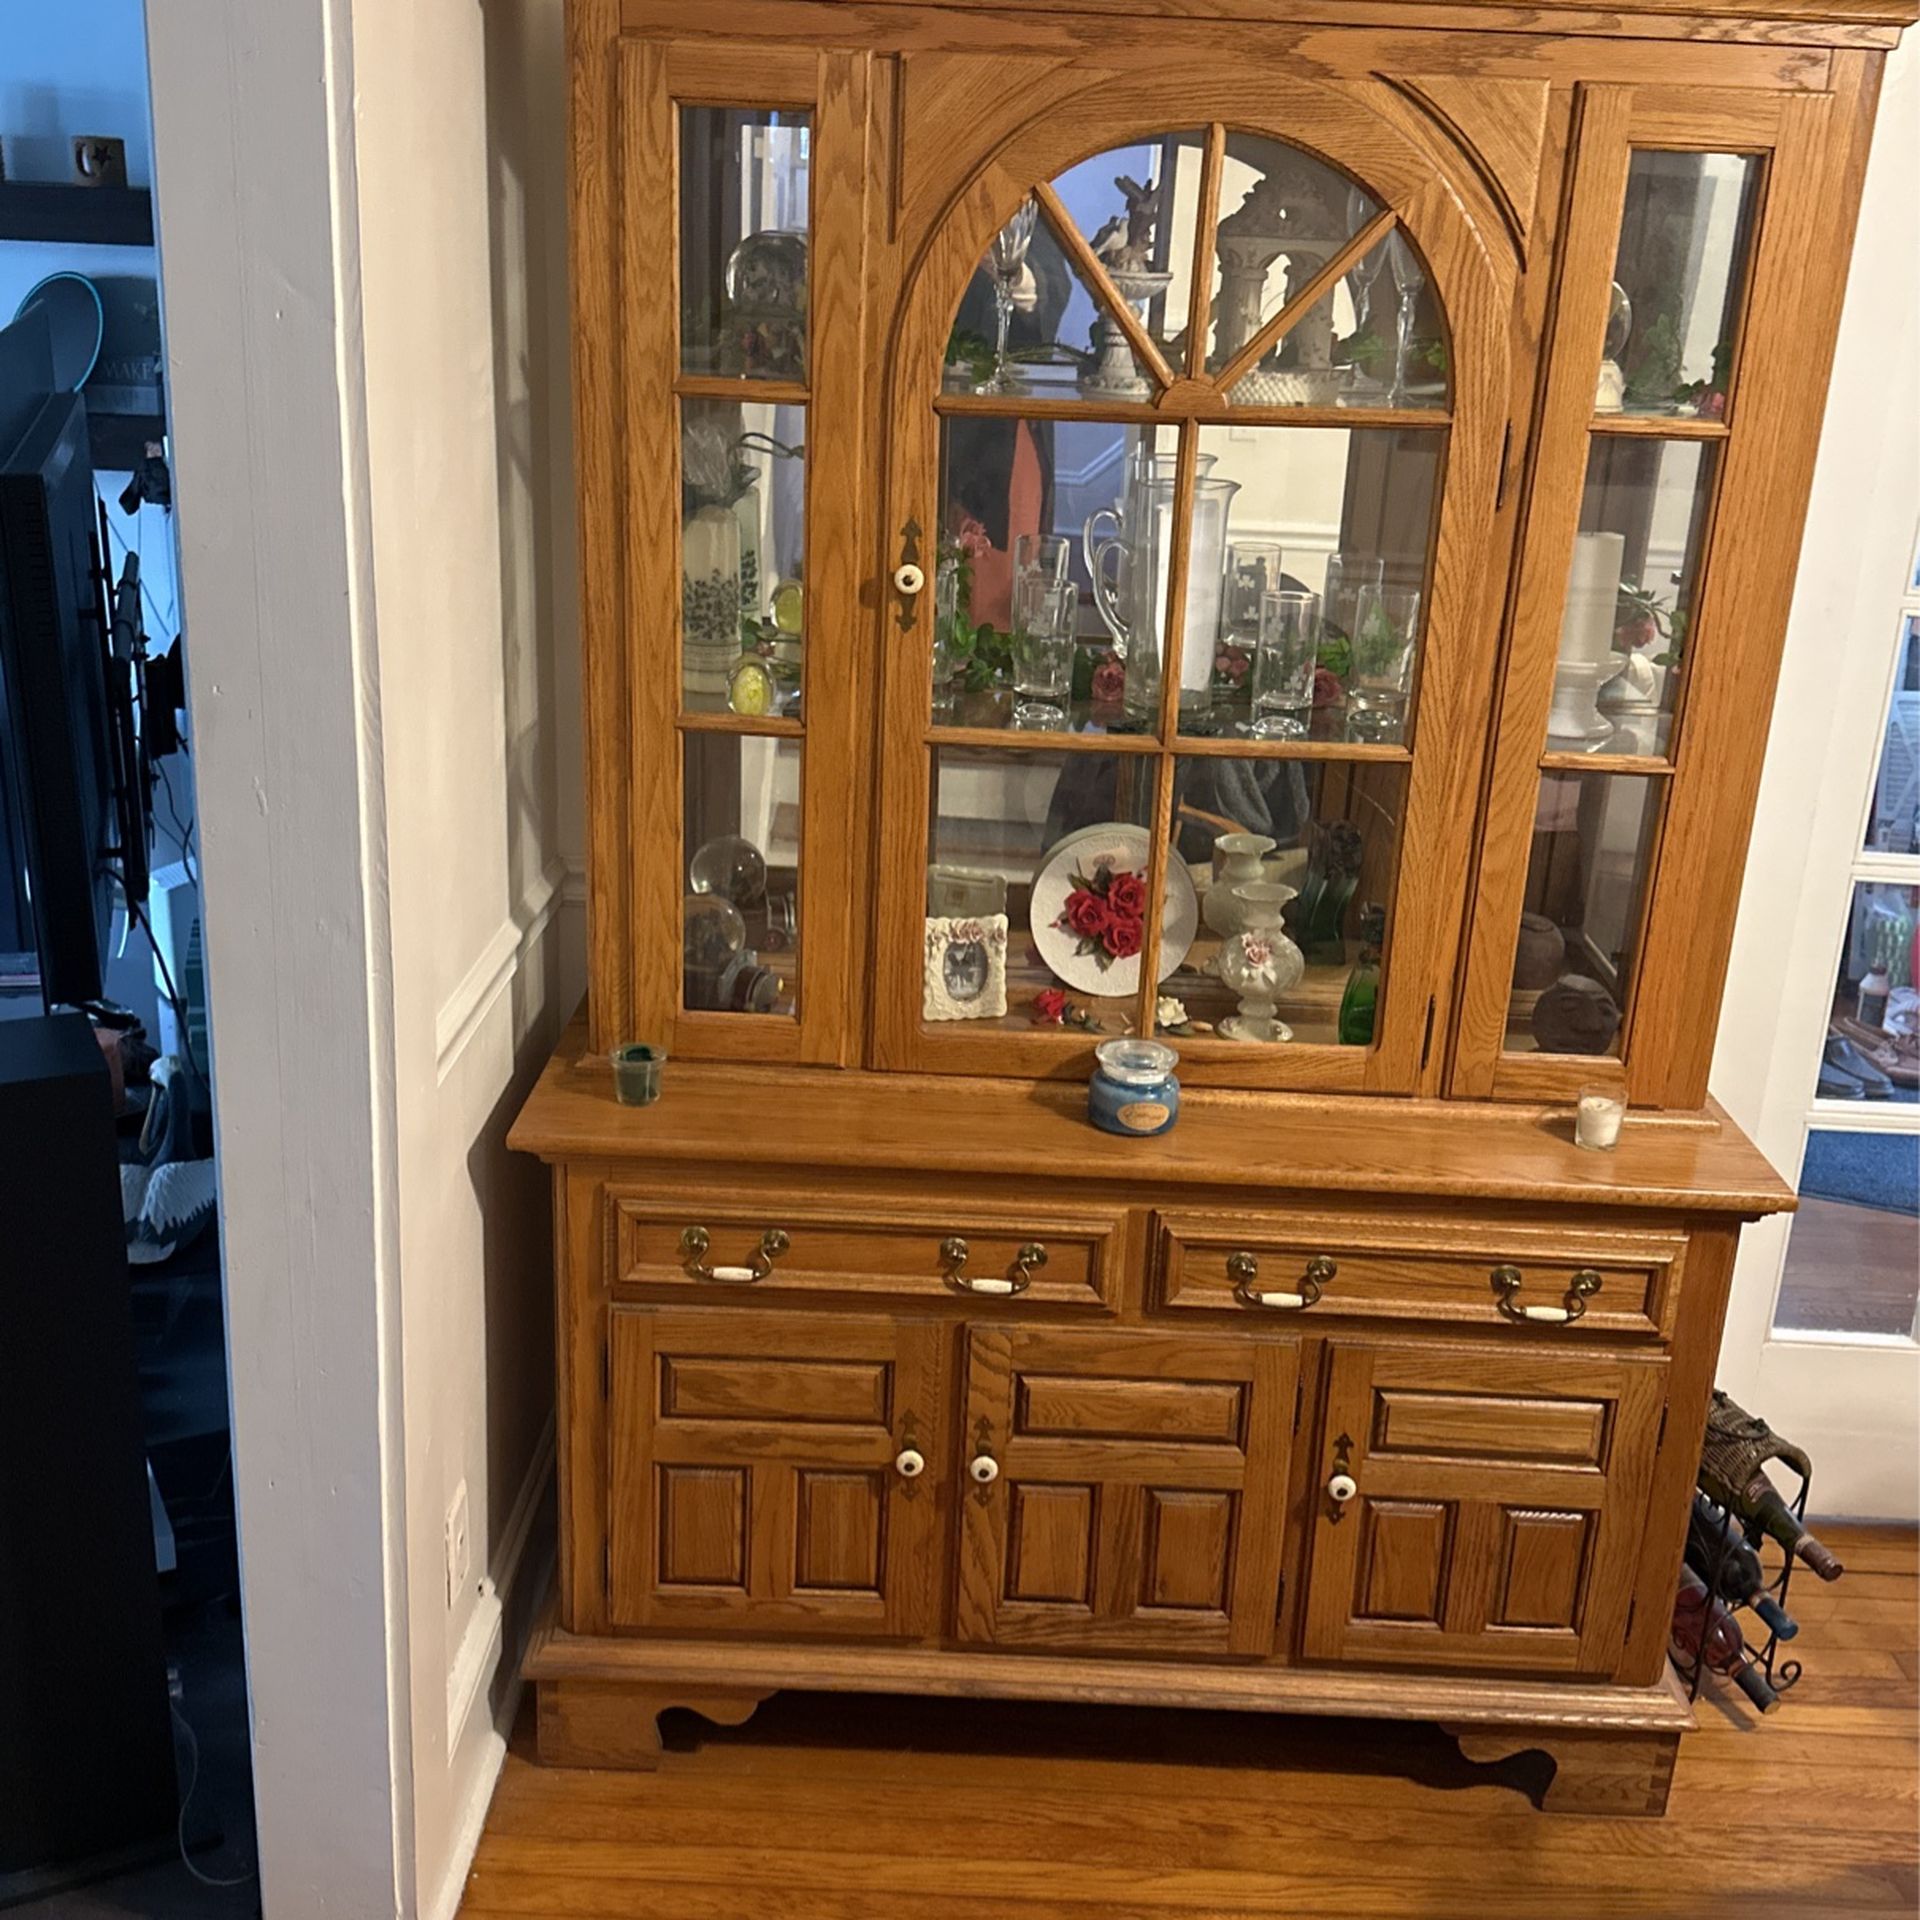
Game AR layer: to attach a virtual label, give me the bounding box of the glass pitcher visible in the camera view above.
[1088,473,1240,723]
[1082,445,1218,656]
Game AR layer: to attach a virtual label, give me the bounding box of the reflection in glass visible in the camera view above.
[1505,772,1662,1057]
[975,197,1041,396]
[1158,757,1407,1046]
[679,108,811,380]
[1774,1130,1919,1337]
[926,748,1158,1031]
[1866,615,1920,854]
[1605,150,1761,418]
[683,735,801,1015]
[1818,882,1920,1105]
[1188,425,1441,741]
[936,419,1175,733]
[1249,590,1318,739]
[680,399,806,712]
[1346,584,1422,744]
[1206,135,1382,396]
[1552,438,1714,757]
[1046,133,1207,380]
[949,203,1152,399]
[1011,576,1076,729]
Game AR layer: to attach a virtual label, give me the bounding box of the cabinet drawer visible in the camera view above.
[1153,1211,1683,1337]
[609,1189,1122,1310]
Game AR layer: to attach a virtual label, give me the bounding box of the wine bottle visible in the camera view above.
[1696,1464,1844,1583]
[1699,1390,1844,1582]
[1673,1566,1779,1713]
[1685,1494,1799,1640]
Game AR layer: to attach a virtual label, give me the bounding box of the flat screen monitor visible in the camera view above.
[0,313,139,1009]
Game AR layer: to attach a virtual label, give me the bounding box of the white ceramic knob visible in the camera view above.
[1327,1471,1358,1506]
[969,1454,1000,1486]
[894,1447,925,1479]
[893,562,926,596]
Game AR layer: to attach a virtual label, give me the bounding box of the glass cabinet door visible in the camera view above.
[603,43,865,1063]
[872,72,1514,1090]
[1453,84,1835,1105]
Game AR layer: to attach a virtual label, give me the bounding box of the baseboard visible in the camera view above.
[422,1418,556,1920]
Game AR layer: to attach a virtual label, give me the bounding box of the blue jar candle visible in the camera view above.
[1088,1038,1180,1136]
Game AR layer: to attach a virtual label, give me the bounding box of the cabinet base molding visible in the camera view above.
[536,1675,773,1771]
[527,1608,1694,1782]
[1445,1723,1683,1817]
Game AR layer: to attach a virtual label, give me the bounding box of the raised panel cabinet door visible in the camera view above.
[1301,1342,1666,1675]
[609,1308,945,1637]
[957,1326,1298,1654]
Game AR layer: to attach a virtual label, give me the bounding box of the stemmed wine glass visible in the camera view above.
[1384,230,1426,409]
[1343,187,1384,351]
[977,196,1039,396]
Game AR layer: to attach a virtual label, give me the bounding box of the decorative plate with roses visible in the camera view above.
[1027,822,1198,998]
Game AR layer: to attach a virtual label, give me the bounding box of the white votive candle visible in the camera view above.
[1576,1087,1626,1151]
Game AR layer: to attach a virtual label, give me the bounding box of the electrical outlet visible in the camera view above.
[445,1480,471,1607]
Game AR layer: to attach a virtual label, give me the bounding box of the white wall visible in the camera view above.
[347,0,580,1910]
[149,0,584,1909]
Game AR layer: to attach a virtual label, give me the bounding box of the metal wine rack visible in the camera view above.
[1674,1454,1810,1706]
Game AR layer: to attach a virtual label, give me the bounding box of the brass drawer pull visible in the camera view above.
[680,1225,790,1283]
[1491,1264,1601,1325]
[942,1235,1046,1296]
[1229,1251,1333,1311]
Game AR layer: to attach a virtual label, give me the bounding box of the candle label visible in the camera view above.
[1117,1100,1171,1133]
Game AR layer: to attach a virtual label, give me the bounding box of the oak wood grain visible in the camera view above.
[510,1019,1794,1213]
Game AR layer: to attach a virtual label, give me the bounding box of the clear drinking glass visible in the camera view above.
[1346,584,1421,743]
[931,557,962,722]
[1225,543,1285,643]
[1012,575,1076,729]
[1250,589,1319,740]
[1015,531,1072,588]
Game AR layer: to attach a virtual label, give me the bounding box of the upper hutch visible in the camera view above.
[512,0,1910,1813]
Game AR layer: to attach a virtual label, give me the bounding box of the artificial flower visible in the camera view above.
[1065,889,1113,939]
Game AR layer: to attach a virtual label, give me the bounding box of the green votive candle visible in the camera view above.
[611,1043,667,1106]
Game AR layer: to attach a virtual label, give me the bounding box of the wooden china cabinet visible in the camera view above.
[510,0,1911,1813]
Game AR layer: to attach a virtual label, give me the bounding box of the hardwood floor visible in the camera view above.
[1775,1196,1920,1338]
[462,1525,1918,1920]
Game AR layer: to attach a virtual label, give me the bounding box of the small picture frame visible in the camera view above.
[923,914,1008,1022]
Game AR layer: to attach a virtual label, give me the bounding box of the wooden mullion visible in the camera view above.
[922,725,1160,756]
[1537,749,1674,775]
[1183,125,1229,383]
[934,391,1452,429]
[1212,206,1399,396]
[1135,423,1204,1042]
[675,373,810,405]
[1172,736,1414,764]
[1587,413,1729,442]
[1033,181,1178,393]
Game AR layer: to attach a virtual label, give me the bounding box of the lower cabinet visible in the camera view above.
[606,1307,1666,1678]
[608,1307,944,1636]
[957,1327,1299,1655]
[1300,1342,1668,1675]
